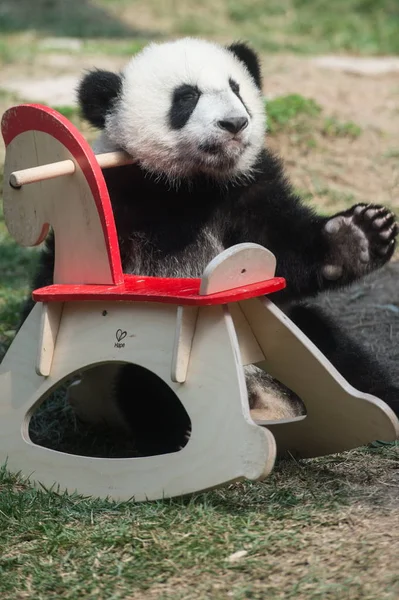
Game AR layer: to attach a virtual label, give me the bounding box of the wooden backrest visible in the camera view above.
[1,104,123,285]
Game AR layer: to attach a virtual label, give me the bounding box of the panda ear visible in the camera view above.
[226,42,262,90]
[77,69,123,129]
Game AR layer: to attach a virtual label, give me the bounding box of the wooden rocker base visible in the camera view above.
[1,293,397,501]
[0,300,275,501]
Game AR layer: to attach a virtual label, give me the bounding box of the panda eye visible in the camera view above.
[174,85,200,103]
[179,93,198,102]
[229,79,240,94]
[170,84,201,129]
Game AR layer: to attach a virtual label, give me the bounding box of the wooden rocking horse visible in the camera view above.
[0,104,397,501]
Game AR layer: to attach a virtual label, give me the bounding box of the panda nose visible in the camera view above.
[217,117,248,134]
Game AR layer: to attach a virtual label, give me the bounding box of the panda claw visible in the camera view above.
[323,203,397,280]
[377,238,395,256]
[353,204,367,215]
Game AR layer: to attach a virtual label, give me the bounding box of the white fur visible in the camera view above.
[93,38,266,182]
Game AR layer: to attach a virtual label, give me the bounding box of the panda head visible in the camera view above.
[78,38,266,182]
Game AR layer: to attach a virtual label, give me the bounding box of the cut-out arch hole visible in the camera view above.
[28,363,191,459]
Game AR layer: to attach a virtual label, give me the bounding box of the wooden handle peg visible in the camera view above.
[9,151,134,188]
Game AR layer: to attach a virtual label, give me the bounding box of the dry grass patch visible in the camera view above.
[127,509,399,600]
[0,445,398,600]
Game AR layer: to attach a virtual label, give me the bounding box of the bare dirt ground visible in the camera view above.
[264,55,399,212]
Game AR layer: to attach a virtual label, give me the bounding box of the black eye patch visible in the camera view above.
[169,84,201,130]
[229,77,251,117]
[229,78,240,94]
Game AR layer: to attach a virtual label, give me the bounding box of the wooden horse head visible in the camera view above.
[2,104,124,285]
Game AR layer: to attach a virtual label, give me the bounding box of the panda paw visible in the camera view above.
[322,203,398,281]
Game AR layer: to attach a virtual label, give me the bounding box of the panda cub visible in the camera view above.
[29,38,399,456]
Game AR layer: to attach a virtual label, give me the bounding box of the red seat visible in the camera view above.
[33,273,286,306]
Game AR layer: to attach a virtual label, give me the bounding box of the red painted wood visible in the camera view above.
[32,275,286,306]
[1,104,124,284]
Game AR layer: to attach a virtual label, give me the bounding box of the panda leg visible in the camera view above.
[114,364,191,457]
[245,365,305,420]
[287,303,399,416]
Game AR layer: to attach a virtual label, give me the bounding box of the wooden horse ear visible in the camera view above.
[77,69,123,129]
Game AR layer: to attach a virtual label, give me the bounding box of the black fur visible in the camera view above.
[227,42,262,89]
[77,69,123,128]
[169,84,201,130]
[115,364,191,457]
[229,77,251,117]
[287,303,399,415]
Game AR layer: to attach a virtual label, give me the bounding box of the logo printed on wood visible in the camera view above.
[115,329,127,348]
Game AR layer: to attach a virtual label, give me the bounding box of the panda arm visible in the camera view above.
[223,153,397,301]
[225,186,331,300]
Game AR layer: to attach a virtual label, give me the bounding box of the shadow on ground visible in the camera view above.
[0,0,159,39]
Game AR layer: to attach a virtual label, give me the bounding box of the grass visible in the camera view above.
[0,0,136,38]
[100,0,399,55]
[0,0,399,64]
[321,117,362,139]
[266,95,322,134]
[265,95,363,156]
[0,446,398,599]
[266,95,363,140]
[0,189,39,356]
